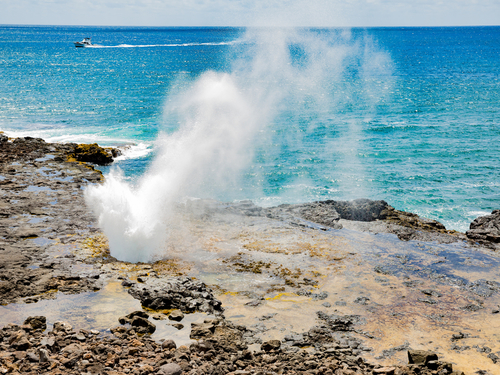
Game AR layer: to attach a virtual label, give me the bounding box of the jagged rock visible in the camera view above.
[118,311,156,334]
[467,210,500,245]
[52,321,73,333]
[9,332,31,351]
[38,348,50,363]
[24,316,47,330]
[127,277,223,315]
[190,322,216,338]
[71,143,114,165]
[261,340,281,352]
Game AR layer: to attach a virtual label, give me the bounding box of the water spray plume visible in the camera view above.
[85,28,391,263]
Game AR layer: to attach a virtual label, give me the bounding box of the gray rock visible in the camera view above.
[467,210,500,244]
[38,348,50,363]
[157,362,182,375]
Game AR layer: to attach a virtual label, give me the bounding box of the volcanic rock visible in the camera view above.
[467,210,500,246]
[24,316,47,331]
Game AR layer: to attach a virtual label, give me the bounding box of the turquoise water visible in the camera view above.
[1,25,499,232]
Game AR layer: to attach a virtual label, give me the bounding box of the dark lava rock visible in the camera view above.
[127,277,223,315]
[24,316,47,330]
[261,339,281,352]
[0,318,454,375]
[71,143,114,165]
[467,210,500,246]
[118,311,156,334]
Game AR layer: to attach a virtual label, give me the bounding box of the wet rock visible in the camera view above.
[408,349,438,365]
[168,309,184,322]
[127,277,223,315]
[467,210,500,245]
[190,321,217,338]
[71,143,114,165]
[52,321,73,334]
[118,311,156,334]
[24,316,47,330]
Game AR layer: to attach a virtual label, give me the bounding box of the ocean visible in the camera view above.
[1,25,499,233]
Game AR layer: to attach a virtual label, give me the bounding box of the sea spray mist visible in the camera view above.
[85,28,392,262]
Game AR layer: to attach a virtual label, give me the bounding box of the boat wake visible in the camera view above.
[89,41,239,49]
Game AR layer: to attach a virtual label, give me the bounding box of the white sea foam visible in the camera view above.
[1,129,153,160]
[85,28,392,263]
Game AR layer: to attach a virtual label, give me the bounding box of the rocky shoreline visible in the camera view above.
[2,135,500,375]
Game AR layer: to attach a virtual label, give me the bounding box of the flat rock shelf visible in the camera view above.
[1,136,500,375]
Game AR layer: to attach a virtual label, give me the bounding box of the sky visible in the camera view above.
[1,0,499,27]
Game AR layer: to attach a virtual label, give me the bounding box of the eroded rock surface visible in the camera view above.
[0,136,116,304]
[126,277,223,315]
[467,210,500,249]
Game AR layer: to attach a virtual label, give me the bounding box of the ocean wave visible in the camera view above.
[1,129,153,160]
[114,143,152,160]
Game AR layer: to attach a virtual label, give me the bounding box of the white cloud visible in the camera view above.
[0,0,498,26]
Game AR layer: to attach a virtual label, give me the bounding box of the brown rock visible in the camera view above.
[161,339,177,350]
[407,350,438,365]
[261,340,281,352]
[168,310,184,322]
[9,332,31,351]
[24,316,47,330]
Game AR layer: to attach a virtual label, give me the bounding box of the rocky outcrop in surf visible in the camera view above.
[466,210,500,249]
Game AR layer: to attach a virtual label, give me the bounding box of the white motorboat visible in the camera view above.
[74,38,92,48]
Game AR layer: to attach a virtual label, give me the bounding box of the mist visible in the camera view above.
[84,28,392,262]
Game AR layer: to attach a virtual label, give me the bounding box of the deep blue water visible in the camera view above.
[1,25,499,232]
